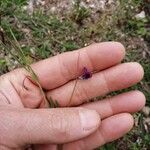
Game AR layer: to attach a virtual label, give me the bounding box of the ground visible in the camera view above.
[0,0,150,149]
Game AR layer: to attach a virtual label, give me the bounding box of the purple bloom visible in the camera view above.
[81,67,92,80]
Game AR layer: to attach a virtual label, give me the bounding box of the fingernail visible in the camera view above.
[79,109,100,132]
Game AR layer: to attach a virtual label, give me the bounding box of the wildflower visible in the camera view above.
[79,67,92,80]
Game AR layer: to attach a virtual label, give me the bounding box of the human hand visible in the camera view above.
[0,42,145,150]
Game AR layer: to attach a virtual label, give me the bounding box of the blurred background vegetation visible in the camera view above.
[0,0,150,149]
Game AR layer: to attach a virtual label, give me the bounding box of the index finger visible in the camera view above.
[25,42,125,90]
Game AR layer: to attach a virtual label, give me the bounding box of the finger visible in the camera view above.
[63,113,134,150]
[46,62,144,106]
[83,90,146,119]
[0,107,100,147]
[16,42,125,90]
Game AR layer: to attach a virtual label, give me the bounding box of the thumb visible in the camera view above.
[0,106,100,147]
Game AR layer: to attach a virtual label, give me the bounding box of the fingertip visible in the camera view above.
[115,62,144,86]
[132,90,146,110]
[105,113,134,142]
[128,62,144,81]
[88,42,126,64]
[107,113,134,133]
[96,113,134,144]
[122,113,134,131]
[110,41,126,57]
[100,41,126,60]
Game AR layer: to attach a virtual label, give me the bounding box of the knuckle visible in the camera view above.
[74,83,89,104]
[57,55,71,82]
[101,72,110,93]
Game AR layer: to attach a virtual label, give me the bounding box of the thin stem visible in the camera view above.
[68,50,81,106]
[9,28,27,60]
[68,78,78,106]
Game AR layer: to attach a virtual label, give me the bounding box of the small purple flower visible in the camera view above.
[80,67,92,80]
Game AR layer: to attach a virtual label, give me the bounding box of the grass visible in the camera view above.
[0,0,150,149]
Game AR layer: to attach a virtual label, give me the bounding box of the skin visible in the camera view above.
[0,42,146,150]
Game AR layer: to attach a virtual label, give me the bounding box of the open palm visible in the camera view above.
[0,42,145,150]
